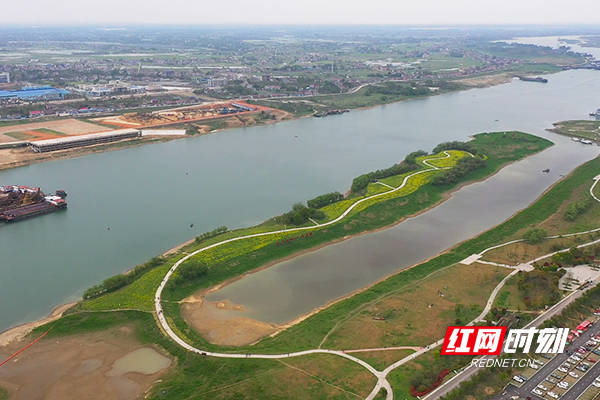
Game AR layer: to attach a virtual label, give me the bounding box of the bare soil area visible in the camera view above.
[0,119,109,141]
[0,325,172,400]
[181,295,277,346]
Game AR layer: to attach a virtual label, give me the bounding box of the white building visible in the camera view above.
[0,73,10,84]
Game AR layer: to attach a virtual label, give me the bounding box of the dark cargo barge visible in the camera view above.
[0,185,67,222]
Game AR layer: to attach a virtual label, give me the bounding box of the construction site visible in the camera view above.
[92,101,269,129]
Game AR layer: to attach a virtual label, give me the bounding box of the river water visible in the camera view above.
[206,69,600,324]
[1,69,599,332]
[499,35,600,60]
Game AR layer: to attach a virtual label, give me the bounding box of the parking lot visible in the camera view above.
[499,316,600,400]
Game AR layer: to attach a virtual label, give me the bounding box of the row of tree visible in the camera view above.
[274,203,325,226]
[431,157,486,186]
[350,150,427,194]
[432,140,477,155]
[195,226,228,243]
[307,192,344,209]
[83,256,165,299]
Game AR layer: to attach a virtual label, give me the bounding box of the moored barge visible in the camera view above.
[0,185,67,222]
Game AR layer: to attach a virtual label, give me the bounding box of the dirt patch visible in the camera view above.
[0,119,108,139]
[0,303,76,348]
[0,325,172,400]
[181,295,277,346]
[452,73,513,88]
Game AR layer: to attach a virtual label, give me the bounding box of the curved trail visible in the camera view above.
[153,150,600,399]
[154,151,458,400]
[418,174,600,400]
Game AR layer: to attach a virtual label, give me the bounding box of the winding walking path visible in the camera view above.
[153,151,600,400]
[154,151,458,400]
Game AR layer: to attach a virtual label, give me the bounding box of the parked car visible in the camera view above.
[532,389,544,396]
[538,384,548,391]
[569,371,579,378]
[558,381,569,389]
[548,391,559,399]
[546,377,557,384]
[513,375,524,383]
[558,367,568,373]
[593,381,600,388]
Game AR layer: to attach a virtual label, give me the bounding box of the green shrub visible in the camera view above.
[564,197,593,221]
[274,203,325,226]
[307,192,344,209]
[431,157,486,185]
[523,228,547,244]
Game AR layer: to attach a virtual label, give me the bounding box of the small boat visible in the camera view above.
[572,137,581,142]
[581,139,593,145]
[542,169,550,173]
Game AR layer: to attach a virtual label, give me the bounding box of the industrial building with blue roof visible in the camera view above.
[0,86,69,101]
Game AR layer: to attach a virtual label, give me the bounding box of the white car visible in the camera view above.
[535,359,545,366]
[548,391,559,399]
[558,367,568,373]
[532,389,544,396]
[563,362,572,368]
[568,371,579,378]
[513,375,524,383]
[538,384,548,391]
[593,381,600,388]
[530,363,539,369]
[558,381,569,389]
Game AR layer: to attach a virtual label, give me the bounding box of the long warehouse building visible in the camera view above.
[29,129,141,153]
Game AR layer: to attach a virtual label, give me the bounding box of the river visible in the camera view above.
[1,69,599,332]
[499,35,600,60]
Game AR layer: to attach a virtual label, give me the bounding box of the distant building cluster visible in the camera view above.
[0,72,9,83]
[0,86,68,102]
[72,81,146,97]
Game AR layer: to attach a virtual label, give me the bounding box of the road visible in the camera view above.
[496,314,600,400]
[424,176,600,399]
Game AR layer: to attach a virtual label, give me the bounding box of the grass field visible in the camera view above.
[320,262,509,349]
[549,120,600,141]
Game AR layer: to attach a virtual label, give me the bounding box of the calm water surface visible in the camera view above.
[1,69,599,331]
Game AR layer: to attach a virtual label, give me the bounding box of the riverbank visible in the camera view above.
[178,143,537,346]
[0,72,520,173]
[0,302,76,347]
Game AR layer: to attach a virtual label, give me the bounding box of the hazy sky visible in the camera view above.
[5,0,600,25]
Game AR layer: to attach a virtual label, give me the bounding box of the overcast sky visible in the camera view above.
[5,0,600,25]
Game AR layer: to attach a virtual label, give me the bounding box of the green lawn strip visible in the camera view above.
[352,349,415,371]
[78,132,550,354]
[4,131,33,140]
[0,387,7,400]
[33,128,67,135]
